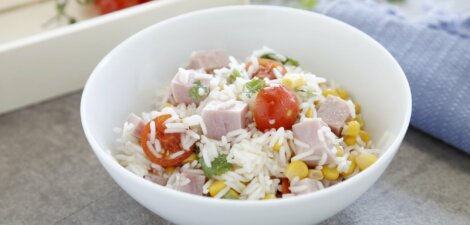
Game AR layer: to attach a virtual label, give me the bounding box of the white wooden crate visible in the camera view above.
[0,0,249,114]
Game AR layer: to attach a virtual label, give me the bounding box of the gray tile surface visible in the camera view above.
[1,92,469,225]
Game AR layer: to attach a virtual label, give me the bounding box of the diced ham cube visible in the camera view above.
[145,167,167,186]
[317,96,352,136]
[145,173,168,186]
[292,178,324,195]
[177,172,205,196]
[201,100,248,140]
[292,118,336,167]
[187,50,229,72]
[126,113,145,139]
[171,69,212,104]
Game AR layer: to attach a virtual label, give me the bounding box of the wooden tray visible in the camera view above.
[0,0,248,114]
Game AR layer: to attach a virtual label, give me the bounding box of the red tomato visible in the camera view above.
[253,85,299,131]
[95,0,142,14]
[246,58,287,80]
[281,178,291,194]
[140,114,193,167]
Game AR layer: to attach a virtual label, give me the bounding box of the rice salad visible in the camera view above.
[112,47,380,200]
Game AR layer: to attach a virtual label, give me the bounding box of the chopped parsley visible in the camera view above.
[260,53,300,67]
[188,81,207,102]
[244,79,265,97]
[260,53,282,62]
[227,69,241,84]
[284,57,300,67]
[296,88,316,97]
[199,154,232,178]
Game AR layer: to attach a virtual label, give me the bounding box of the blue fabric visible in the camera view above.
[317,1,470,153]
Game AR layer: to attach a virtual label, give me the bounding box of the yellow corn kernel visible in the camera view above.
[285,160,309,180]
[322,165,340,181]
[305,107,314,118]
[308,169,324,180]
[183,153,198,163]
[293,77,305,88]
[341,159,356,177]
[273,139,282,152]
[354,114,365,128]
[343,121,361,137]
[281,74,305,90]
[359,130,370,143]
[163,102,173,107]
[354,102,361,114]
[263,193,277,200]
[322,89,339,97]
[344,136,357,146]
[349,152,358,161]
[355,152,377,171]
[335,145,344,157]
[336,88,350,100]
[222,189,240,199]
[281,78,294,89]
[165,167,176,174]
[209,180,227,197]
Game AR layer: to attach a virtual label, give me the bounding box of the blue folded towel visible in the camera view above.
[317,1,470,153]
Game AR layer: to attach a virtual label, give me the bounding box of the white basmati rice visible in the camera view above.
[150,121,156,144]
[291,150,315,161]
[111,47,379,200]
[170,151,185,159]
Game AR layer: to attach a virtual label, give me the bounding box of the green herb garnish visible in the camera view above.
[284,57,300,67]
[260,53,300,67]
[296,89,316,97]
[227,69,241,84]
[188,81,207,102]
[244,79,266,96]
[199,154,232,178]
[260,53,281,62]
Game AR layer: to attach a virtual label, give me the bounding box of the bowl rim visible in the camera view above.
[81,5,412,207]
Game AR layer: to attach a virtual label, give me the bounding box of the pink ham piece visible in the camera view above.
[126,113,145,139]
[292,118,336,167]
[145,173,168,186]
[317,96,352,136]
[201,100,248,140]
[145,167,167,186]
[187,50,229,72]
[171,69,212,104]
[177,172,205,196]
[292,178,324,195]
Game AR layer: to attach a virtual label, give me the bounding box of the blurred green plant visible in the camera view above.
[44,0,94,27]
[299,0,318,9]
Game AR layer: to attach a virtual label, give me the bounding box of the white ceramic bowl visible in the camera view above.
[81,5,411,225]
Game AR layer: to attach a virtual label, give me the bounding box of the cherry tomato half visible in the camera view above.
[253,85,299,131]
[246,58,287,80]
[281,178,291,194]
[140,114,193,167]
